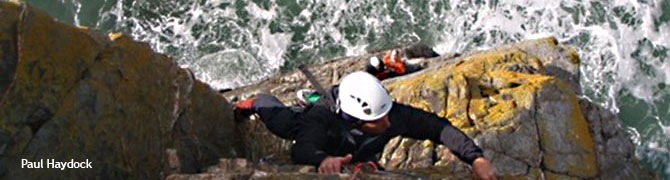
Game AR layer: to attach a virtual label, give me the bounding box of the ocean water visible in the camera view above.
[14,0,670,178]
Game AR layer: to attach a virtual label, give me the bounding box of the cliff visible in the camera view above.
[1,2,244,179]
[0,1,658,180]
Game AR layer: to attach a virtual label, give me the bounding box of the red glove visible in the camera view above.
[233,97,255,121]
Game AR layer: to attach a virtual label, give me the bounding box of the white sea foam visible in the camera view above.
[259,27,292,72]
[246,2,276,20]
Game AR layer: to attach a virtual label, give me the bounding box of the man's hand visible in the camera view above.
[472,157,496,180]
[318,154,352,174]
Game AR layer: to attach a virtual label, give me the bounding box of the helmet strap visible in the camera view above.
[350,120,363,128]
[340,111,364,128]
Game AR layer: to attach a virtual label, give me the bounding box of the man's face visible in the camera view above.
[359,114,391,134]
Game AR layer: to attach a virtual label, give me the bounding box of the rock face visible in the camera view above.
[379,39,656,179]
[382,38,596,178]
[0,1,658,180]
[223,38,657,179]
[579,99,657,179]
[0,2,244,179]
[375,38,657,179]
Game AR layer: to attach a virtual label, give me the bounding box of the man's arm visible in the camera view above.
[438,121,483,164]
[394,103,483,164]
[392,103,496,179]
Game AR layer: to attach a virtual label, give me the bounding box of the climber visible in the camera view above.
[233,71,496,180]
[366,44,440,80]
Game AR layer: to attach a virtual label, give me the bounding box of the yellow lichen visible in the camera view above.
[422,140,434,148]
[566,46,581,65]
[387,46,562,134]
[530,78,596,178]
[108,32,124,41]
[558,80,597,176]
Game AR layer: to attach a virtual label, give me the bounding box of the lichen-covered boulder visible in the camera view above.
[379,37,656,179]
[0,2,243,179]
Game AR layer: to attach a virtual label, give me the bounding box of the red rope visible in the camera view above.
[347,161,378,180]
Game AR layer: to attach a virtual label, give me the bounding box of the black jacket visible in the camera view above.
[291,100,484,167]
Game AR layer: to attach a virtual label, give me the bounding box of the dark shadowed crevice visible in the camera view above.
[465,79,475,127]
[531,90,547,178]
[19,107,54,154]
[2,2,27,106]
[508,82,522,88]
[25,107,52,134]
[0,29,18,105]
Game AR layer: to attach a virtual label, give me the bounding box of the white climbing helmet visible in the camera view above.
[337,71,393,121]
[369,56,381,69]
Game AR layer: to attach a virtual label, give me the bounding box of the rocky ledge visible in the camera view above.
[0,1,658,180]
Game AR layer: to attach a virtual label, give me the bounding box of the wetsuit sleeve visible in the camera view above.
[252,94,300,139]
[397,104,483,165]
[438,122,483,165]
[290,107,329,167]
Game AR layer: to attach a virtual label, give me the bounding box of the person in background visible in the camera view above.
[366,44,440,80]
